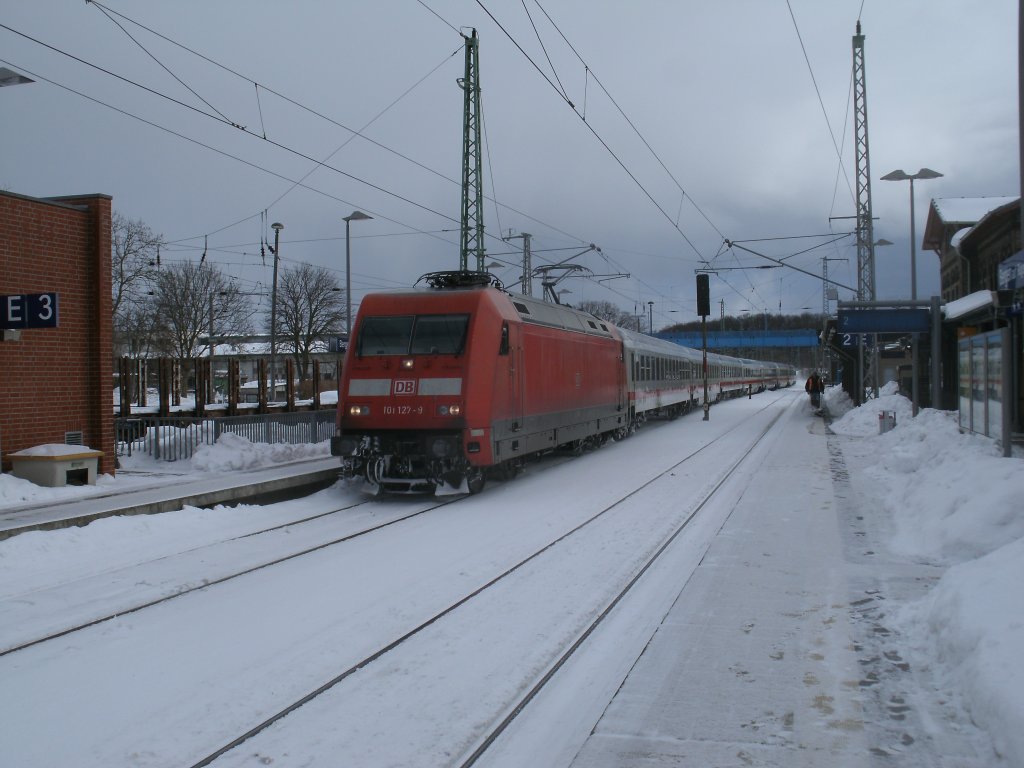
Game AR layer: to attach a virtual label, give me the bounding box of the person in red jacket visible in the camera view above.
[805,371,824,410]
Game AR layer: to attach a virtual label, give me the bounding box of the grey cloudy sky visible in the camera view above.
[1,0,1018,330]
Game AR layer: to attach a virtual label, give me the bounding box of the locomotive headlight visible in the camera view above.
[401,358,415,370]
[348,404,370,416]
[438,403,462,416]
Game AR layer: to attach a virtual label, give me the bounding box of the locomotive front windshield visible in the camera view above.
[357,314,469,356]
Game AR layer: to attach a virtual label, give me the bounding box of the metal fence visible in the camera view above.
[115,410,336,462]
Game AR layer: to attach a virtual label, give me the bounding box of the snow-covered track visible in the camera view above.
[188,398,787,768]
[0,495,462,657]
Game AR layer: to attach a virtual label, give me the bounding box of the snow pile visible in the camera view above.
[825,380,908,435]
[831,384,1024,764]
[189,432,330,472]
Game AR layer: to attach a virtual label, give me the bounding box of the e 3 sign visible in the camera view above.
[2,293,59,329]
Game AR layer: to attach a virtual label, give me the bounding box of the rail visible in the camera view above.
[115,410,336,462]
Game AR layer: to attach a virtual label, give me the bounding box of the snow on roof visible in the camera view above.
[9,443,99,457]
[949,227,972,250]
[944,290,997,320]
[932,197,1017,225]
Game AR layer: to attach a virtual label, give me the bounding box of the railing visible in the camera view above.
[115,410,336,462]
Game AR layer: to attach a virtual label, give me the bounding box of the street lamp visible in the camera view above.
[880,168,942,300]
[881,168,941,417]
[269,222,283,399]
[344,211,373,342]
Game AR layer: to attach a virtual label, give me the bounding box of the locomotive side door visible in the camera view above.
[493,318,524,451]
[504,320,525,432]
[618,342,628,414]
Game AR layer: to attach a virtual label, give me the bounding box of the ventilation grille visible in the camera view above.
[65,431,84,446]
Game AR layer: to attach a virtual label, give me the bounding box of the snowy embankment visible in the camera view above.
[826,383,1024,765]
[0,432,330,509]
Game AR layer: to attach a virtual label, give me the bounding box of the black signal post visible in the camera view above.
[696,273,711,421]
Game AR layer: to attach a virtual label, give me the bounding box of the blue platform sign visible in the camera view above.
[998,250,1024,290]
[2,293,59,329]
[837,308,930,334]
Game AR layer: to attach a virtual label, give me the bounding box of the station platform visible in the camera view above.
[563,399,991,768]
[0,457,340,541]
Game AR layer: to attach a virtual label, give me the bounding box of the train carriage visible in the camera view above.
[332,271,794,494]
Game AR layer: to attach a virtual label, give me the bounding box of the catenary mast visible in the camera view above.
[459,29,486,272]
[853,21,878,400]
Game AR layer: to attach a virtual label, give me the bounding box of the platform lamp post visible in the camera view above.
[344,211,373,343]
[880,169,942,300]
[881,168,942,416]
[269,222,283,400]
[869,238,893,397]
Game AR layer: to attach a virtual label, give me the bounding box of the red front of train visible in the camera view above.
[331,277,627,493]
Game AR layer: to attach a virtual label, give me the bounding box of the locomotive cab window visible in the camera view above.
[357,314,469,356]
[358,315,414,355]
[410,314,469,355]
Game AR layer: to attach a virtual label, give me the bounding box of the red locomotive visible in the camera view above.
[331,271,794,494]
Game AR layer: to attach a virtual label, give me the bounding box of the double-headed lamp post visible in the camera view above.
[880,168,943,300]
[344,211,373,344]
[881,168,941,417]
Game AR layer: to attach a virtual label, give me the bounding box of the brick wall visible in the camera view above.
[1,191,115,474]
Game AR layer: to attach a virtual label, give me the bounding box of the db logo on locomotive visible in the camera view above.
[393,379,417,395]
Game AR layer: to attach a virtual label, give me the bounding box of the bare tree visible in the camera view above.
[576,299,635,328]
[150,261,252,359]
[115,298,161,358]
[111,212,162,356]
[111,212,161,318]
[274,263,345,382]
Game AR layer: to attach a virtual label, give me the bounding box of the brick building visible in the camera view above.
[1,190,115,474]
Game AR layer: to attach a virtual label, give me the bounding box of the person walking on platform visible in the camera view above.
[805,371,824,410]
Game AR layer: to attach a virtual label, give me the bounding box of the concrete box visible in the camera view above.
[7,449,104,487]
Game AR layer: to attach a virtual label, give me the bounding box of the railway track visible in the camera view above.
[0,435,619,659]
[0,494,463,657]
[188,395,789,768]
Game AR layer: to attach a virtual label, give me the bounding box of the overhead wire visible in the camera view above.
[88,0,652,304]
[470,0,708,261]
[0,56,463,260]
[88,1,236,125]
[0,23,463,228]
[784,0,855,205]
[85,1,594,253]
[529,0,726,243]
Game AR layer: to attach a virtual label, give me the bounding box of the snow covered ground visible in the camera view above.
[0,384,1021,765]
[824,383,1024,765]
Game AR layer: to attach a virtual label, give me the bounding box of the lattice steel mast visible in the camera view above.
[459,29,486,272]
[853,21,878,397]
